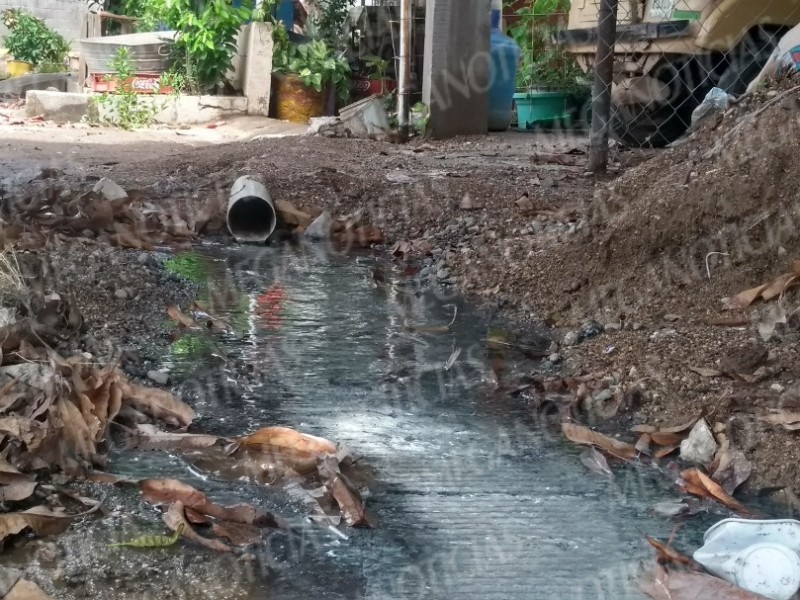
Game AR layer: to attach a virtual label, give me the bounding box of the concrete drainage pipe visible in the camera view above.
[227,176,277,243]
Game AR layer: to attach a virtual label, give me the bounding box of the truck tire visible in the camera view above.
[609,93,696,147]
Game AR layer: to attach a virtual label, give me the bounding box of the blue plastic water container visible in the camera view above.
[488,5,520,131]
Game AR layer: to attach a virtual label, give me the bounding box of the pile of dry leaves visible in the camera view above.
[547,382,767,598]
[0,290,373,600]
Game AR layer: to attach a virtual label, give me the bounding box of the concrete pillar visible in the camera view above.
[422,0,491,139]
[240,22,274,116]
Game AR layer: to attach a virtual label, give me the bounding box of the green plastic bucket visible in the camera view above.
[514,90,572,130]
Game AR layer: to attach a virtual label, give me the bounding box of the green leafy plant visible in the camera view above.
[313,0,351,47]
[164,0,252,92]
[274,40,351,104]
[89,47,164,129]
[506,0,585,92]
[411,101,430,136]
[2,9,70,67]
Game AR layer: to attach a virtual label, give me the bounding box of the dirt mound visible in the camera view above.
[540,77,800,326]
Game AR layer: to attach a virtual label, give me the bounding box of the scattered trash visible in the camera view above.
[443,347,461,371]
[691,87,734,130]
[312,97,391,140]
[693,518,800,600]
[385,172,415,184]
[679,419,718,466]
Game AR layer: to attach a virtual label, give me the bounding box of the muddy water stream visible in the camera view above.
[112,243,716,599]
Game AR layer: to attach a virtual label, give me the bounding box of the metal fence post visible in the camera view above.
[588,0,619,173]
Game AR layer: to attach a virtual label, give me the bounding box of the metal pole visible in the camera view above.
[587,0,619,173]
[398,0,413,140]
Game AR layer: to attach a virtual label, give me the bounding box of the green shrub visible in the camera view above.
[2,9,70,67]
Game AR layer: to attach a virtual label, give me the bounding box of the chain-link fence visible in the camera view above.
[548,0,800,169]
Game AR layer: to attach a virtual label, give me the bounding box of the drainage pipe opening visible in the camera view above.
[227,176,277,243]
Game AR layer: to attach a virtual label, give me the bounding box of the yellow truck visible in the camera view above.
[558,0,800,146]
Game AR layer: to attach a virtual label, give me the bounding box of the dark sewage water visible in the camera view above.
[111,242,719,600]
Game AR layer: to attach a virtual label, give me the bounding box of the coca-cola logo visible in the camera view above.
[352,78,371,92]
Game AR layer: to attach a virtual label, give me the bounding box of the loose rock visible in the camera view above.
[147,370,170,386]
[93,177,128,202]
[304,211,333,241]
[679,419,717,465]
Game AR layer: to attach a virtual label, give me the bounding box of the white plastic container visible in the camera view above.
[693,518,800,600]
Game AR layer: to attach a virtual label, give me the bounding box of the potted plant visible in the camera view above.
[2,9,70,76]
[352,54,397,100]
[507,0,588,130]
[272,39,351,123]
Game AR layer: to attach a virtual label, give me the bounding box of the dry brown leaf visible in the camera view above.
[658,418,700,434]
[645,535,695,567]
[635,434,652,455]
[120,380,195,427]
[0,457,33,486]
[0,502,100,545]
[167,305,199,329]
[141,479,279,527]
[579,447,613,476]
[330,475,373,528]
[680,468,752,515]
[163,501,232,553]
[238,426,337,459]
[127,425,219,452]
[710,446,752,495]
[5,578,53,600]
[210,521,262,547]
[638,564,767,600]
[107,232,154,251]
[275,200,313,228]
[650,432,686,447]
[688,366,724,378]
[654,445,680,459]
[726,272,799,309]
[631,425,656,434]
[0,482,37,503]
[760,410,800,430]
[562,422,638,460]
[49,397,98,465]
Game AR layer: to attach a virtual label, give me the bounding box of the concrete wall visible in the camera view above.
[0,1,88,46]
[422,0,491,138]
